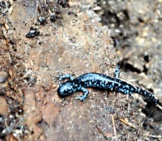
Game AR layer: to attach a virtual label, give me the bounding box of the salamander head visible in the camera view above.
[57,81,75,98]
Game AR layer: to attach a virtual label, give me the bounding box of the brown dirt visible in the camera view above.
[0,0,162,141]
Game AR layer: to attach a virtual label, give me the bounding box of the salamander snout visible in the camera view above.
[57,81,75,98]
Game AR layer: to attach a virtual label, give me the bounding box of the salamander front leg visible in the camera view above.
[59,74,74,81]
[114,65,120,79]
[75,87,89,101]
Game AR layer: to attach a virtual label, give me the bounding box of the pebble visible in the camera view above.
[0,71,8,83]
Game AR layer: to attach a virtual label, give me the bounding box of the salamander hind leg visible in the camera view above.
[75,87,89,101]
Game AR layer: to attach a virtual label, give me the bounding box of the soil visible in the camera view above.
[0,0,162,141]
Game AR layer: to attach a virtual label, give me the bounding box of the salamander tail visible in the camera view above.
[136,87,162,107]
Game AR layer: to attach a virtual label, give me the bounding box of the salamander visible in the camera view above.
[57,70,162,107]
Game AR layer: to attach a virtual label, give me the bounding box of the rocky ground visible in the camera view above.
[0,0,162,141]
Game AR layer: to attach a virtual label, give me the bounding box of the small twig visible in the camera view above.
[157,104,162,110]
[44,0,46,5]
[96,125,109,140]
[143,134,162,139]
[119,118,136,129]
[111,115,118,141]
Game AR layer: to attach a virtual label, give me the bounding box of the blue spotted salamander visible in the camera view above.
[57,70,162,107]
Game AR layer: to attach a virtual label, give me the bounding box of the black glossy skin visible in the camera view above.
[57,73,161,106]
